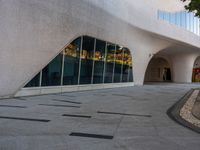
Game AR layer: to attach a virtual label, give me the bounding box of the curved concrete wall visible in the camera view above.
[0,0,200,97]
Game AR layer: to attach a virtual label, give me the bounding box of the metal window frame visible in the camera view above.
[112,45,117,83]
[77,36,83,85]
[91,38,96,84]
[103,42,108,84]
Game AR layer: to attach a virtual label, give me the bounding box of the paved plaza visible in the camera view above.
[0,83,200,150]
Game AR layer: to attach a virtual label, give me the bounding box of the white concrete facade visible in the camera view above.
[0,0,200,98]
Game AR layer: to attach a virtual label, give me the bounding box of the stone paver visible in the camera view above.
[0,83,200,150]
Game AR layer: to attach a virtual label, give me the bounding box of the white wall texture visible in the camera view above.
[0,0,200,98]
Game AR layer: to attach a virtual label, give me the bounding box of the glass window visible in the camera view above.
[194,17,197,35]
[24,36,134,89]
[79,36,95,84]
[104,43,116,83]
[180,11,186,28]
[25,72,40,87]
[175,12,181,27]
[93,39,106,84]
[63,37,81,85]
[114,46,123,83]
[41,53,63,86]
[127,51,133,82]
[122,48,130,82]
[190,12,194,32]
[170,13,176,25]
[197,19,200,36]
[164,12,170,22]
[186,12,190,30]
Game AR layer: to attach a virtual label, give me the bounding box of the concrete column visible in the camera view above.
[172,54,197,83]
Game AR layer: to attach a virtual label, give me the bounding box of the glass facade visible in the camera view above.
[24,36,134,88]
[158,10,200,36]
[63,37,81,85]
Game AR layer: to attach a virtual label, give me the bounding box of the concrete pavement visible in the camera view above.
[0,83,200,150]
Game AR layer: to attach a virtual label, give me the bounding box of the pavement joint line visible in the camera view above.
[0,105,27,108]
[52,99,82,104]
[38,104,80,108]
[97,111,152,117]
[69,132,114,139]
[62,114,92,118]
[0,116,50,122]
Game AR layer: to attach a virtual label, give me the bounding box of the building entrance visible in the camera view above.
[145,57,172,82]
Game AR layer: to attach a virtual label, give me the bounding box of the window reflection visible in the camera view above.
[63,37,81,85]
[114,46,123,83]
[104,43,115,83]
[25,72,40,87]
[79,36,95,84]
[93,39,106,84]
[122,48,130,82]
[25,36,134,88]
[41,53,63,86]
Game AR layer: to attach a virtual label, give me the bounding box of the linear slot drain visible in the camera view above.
[38,104,80,108]
[97,111,152,117]
[69,132,113,139]
[0,116,50,122]
[52,99,82,104]
[62,114,91,118]
[0,105,27,108]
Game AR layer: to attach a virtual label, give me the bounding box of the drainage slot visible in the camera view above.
[111,94,133,98]
[69,132,113,139]
[0,105,27,108]
[52,99,82,104]
[97,111,152,117]
[0,116,50,122]
[38,104,80,108]
[62,114,91,118]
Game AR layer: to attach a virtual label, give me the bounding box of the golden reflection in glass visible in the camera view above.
[123,48,132,66]
[64,43,78,57]
[106,43,115,63]
[115,46,123,65]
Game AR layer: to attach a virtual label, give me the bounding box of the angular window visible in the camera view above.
[25,72,40,87]
[41,53,63,86]
[93,39,106,84]
[104,43,116,83]
[79,36,95,84]
[114,46,123,83]
[63,37,81,85]
[24,36,134,89]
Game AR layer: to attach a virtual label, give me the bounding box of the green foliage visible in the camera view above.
[181,0,200,18]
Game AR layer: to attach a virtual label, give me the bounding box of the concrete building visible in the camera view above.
[0,0,200,98]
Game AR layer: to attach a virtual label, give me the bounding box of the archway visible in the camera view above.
[192,56,200,82]
[144,57,172,82]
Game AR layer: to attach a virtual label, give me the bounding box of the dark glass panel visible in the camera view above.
[79,36,95,84]
[128,51,133,82]
[63,37,81,85]
[41,53,62,86]
[25,72,40,87]
[104,43,115,83]
[93,39,106,84]
[122,48,130,82]
[114,46,123,83]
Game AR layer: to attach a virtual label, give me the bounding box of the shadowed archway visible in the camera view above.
[144,57,172,83]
